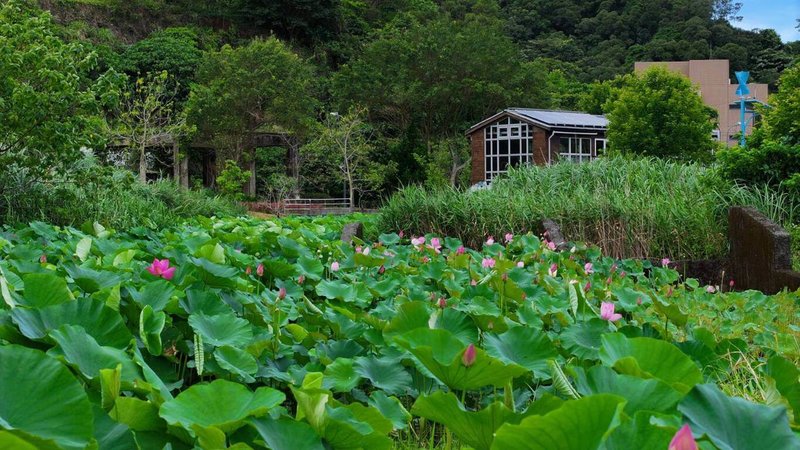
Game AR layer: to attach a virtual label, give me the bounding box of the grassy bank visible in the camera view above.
[380,157,795,260]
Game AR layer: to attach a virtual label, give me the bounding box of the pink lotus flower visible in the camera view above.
[362,246,371,255]
[422,256,430,263]
[584,262,593,274]
[39,254,47,264]
[600,302,622,322]
[516,261,524,268]
[399,230,404,238]
[462,344,476,367]
[456,246,466,255]
[331,261,340,272]
[256,263,264,277]
[470,279,477,286]
[729,279,735,289]
[547,241,556,251]
[504,233,513,243]
[706,285,716,293]
[485,236,495,245]
[298,275,306,284]
[661,258,671,268]
[482,257,495,268]
[411,236,426,246]
[548,263,558,277]
[355,246,362,253]
[277,287,287,300]
[245,266,252,275]
[430,238,442,252]
[147,258,176,280]
[669,424,698,450]
[437,297,447,308]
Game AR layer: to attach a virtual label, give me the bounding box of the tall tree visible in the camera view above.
[606,66,717,162]
[0,0,120,180]
[186,37,316,189]
[761,63,800,145]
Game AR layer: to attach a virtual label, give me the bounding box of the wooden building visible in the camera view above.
[466,108,608,184]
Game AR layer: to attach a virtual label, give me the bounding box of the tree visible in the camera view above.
[606,66,717,162]
[303,108,395,207]
[761,63,800,145]
[0,0,120,180]
[186,38,316,190]
[112,72,189,183]
[120,27,205,100]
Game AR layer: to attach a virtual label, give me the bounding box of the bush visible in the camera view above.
[0,157,244,229]
[380,157,735,259]
[216,160,252,200]
[717,141,800,192]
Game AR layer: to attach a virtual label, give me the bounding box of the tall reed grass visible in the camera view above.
[380,157,792,260]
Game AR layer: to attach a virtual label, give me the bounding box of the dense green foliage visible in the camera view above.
[0,0,120,180]
[380,156,795,260]
[0,158,242,229]
[606,67,717,162]
[26,0,799,196]
[0,215,798,449]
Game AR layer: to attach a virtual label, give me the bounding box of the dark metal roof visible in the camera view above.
[465,108,608,134]
[509,108,608,128]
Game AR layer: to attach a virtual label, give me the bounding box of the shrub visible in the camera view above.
[380,157,735,259]
[717,141,800,192]
[216,160,252,200]
[0,157,243,229]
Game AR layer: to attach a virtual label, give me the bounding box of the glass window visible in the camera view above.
[558,136,597,163]
[483,117,533,180]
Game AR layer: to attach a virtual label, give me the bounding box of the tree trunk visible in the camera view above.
[172,142,180,183]
[139,144,147,183]
[347,173,355,211]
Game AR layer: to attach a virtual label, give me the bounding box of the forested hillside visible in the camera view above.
[28,0,800,197]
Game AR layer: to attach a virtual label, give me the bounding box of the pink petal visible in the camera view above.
[610,313,622,322]
[147,265,159,276]
[157,259,170,272]
[161,266,176,280]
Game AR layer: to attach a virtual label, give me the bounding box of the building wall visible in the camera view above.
[469,129,485,185]
[634,59,768,145]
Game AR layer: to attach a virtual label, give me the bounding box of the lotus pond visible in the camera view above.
[0,215,798,449]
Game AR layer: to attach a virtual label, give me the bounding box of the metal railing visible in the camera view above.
[281,198,353,215]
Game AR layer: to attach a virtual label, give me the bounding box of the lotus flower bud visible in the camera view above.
[462,344,476,367]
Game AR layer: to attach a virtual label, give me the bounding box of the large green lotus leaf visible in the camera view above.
[63,265,123,293]
[159,379,285,434]
[354,356,412,396]
[394,328,528,390]
[93,404,137,450]
[0,431,42,450]
[188,312,253,347]
[765,355,800,424]
[323,358,362,392]
[315,280,372,307]
[249,418,325,450]
[412,391,526,450]
[365,277,401,299]
[678,383,800,450]
[491,394,626,450]
[196,242,226,264]
[139,305,165,356]
[297,255,325,281]
[0,345,93,450]
[214,345,258,382]
[321,405,393,450]
[368,392,411,431]
[574,365,683,415]
[111,397,165,432]
[484,326,558,380]
[382,301,430,340]
[21,273,73,307]
[48,325,140,381]
[182,287,233,316]
[342,402,394,435]
[128,279,175,312]
[604,411,676,450]
[559,319,610,360]
[600,333,702,394]
[290,373,329,433]
[11,297,132,348]
[433,308,479,345]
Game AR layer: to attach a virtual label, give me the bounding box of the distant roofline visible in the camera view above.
[465,108,607,135]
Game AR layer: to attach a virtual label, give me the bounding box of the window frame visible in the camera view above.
[483,117,533,181]
[558,136,594,163]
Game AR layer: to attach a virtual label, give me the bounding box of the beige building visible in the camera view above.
[634,59,768,145]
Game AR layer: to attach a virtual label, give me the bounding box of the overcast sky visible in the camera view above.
[737,0,799,42]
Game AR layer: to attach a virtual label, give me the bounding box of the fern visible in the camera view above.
[548,359,580,399]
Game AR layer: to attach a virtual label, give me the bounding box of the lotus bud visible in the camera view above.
[437,297,447,309]
[378,265,385,275]
[256,263,264,277]
[278,287,287,300]
[669,424,698,450]
[39,254,47,264]
[298,275,306,284]
[456,246,466,255]
[462,344,477,367]
[330,261,340,272]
